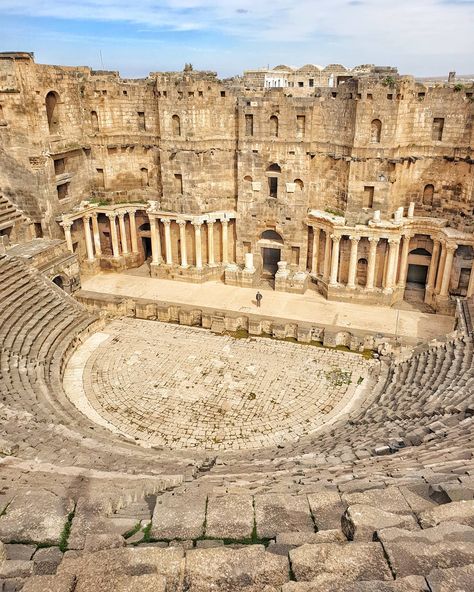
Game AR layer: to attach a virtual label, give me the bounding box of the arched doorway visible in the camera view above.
[52,275,64,290]
[259,230,283,277]
[356,258,368,286]
[405,247,431,302]
[138,222,152,260]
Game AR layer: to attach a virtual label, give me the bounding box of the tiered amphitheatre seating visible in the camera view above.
[0,194,27,234]
[0,252,473,590]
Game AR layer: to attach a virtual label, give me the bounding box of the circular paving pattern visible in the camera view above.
[80,318,372,450]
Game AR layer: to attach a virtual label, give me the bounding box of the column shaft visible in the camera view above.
[347,236,360,288]
[366,238,378,289]
[128,210,139,254]
[91,214,102,256]
[384,239,400,290]
[83,216,95,262]
[398,234,411,288]
[329,235,340,286]
[207,221,215,266]
[435,245,447,294]
[440,245,457,296]
[178,221,188,268]
[118,213,129,255]
[108,215,120,258]
[467,260,474,298]
[323,232,331,281]
[161,219,173,265]
[426,240,440,292]
[311,227,320,274]
[149,217,162,264]
[221,220,229,264]
[61,222,73,253]
[194,223,203,269]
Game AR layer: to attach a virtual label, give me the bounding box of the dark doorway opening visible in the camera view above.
[407,264,428,286]
[52,276,64,290]
[142,237,152,259]
[262,247,280,276]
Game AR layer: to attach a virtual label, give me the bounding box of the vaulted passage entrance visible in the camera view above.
[262,247,280,276]
[407,264,428,285]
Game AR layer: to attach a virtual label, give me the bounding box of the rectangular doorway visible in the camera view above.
[262,247,280,276]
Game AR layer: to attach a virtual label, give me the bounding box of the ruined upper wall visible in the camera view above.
[0,53,473,237]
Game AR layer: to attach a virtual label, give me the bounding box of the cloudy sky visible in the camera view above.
[0,0,473,77]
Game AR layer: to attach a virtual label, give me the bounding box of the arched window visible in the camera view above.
[423,184,434,206]
[141,167,149,187]
[294,179,304,191]
[45,91,60,133]
[172,114,181,136]
[270,115,279,138]
[370,119,382,143]
[243,175,253,191]
[267,163,281,173]
[91,110,99,132]
[261,229,284,243]
[52,275,64,290]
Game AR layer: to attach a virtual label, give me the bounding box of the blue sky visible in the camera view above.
[0,1,473,78]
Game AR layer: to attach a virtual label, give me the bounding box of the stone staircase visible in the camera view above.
[0,193,29,234]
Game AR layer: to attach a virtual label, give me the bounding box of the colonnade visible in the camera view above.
[310,226,466,296]
[61,209,139,262]
[149,215,231,269]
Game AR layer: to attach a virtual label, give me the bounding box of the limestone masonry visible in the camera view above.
[0,52,473,591]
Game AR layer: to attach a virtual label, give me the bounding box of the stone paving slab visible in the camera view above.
[151,493,206,540]
[205,494,254,539]
[255,494,314,538]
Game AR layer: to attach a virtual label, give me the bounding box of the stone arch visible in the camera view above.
[294,179,304,191]
[370,118,382,143]
[260,229,284,244]
[45,91,60,134]
[91,110,99,132]
[423,184,434,206]
[172,114,181,136]
[269,115,279,137]
[52,275,64,289]
[267,163,281,173]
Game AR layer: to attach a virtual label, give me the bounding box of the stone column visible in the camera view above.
[221,219,229,264]
[149,216,162,264]
[106,213,120,258]
[128,209,139,254]
[329,235,341,286]
[425,239,441,293]
[440,243,457,297]
[60,221,73,253]
[91,213,102,256]
[347,235,360,288]
[161,218,173,265]
[435,244,447,294]
[193,221,203,269]
[83,215,95,262]
[397,233,411,288]
[467,260,474,298]
[178,220,188,268]
[384,238,400,291]
[311,227,320,274]
[207,220,215,266]
[366,237,379,290]
[323,231,331,282]
[117,211,129,255]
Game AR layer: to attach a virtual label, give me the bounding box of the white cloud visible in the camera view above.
[0,0,473,75]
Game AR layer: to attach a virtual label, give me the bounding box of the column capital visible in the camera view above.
[330,234,341,243]
[60,220,73,229]
[126,207,137,216]
[402,231,414,240]
[221,218,229,226]
[160,218,171,226]
[349,235,360,243]
[106,212,117,220]
[117,209,127,219]
[82,213,93,221]
[368,236,379,244]
[177,219,187,227]
[388,237,401,246]
[192,220,203,228]
[446,243,458,254]
[206,219,215,227]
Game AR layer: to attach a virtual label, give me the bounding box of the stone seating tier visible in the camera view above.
[0,253,473,589]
